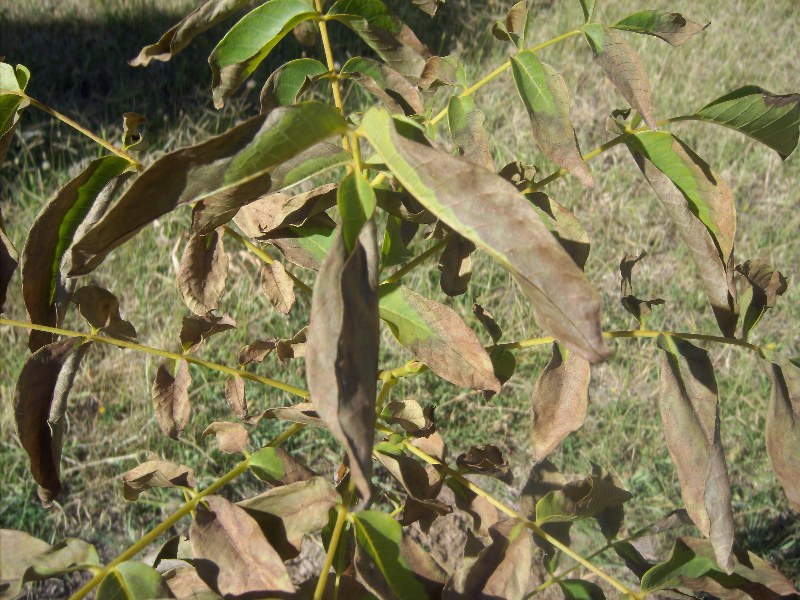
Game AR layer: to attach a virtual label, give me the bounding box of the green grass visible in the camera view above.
[1,0,799,595]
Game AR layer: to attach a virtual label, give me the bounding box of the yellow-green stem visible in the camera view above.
[382,236,450,285]
[314,504,349,600]
[0,317,310,398]
[315,0,349,152]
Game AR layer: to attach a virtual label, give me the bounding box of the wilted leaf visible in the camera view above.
[238,339,277,365]
[307,221,379,503]
[201,421,249,454]
[438,234,475,297]
[249,446,317,485]
[492,1,529,47]
[534,474,631,525]
[618,251,665,326]
[162,565,220,599]
[360,107,610,363]
[410,0,444,16]
[380,399,434,435]
[130,0,248,66]
[152,359,192,440]
[122,460,196,501]
[234,184,337,239]
[581,23,655,128]
[484,347,516,401]
[260,58,328,113]
[448,96,494,170]
[21,155,131,350]
[400,497,452,532]
[259,402,325,427]
[657,334,734,572]
[764,358,800,510]
[375,441,441,499]
[511,50,593,187]
[1,207,18,314]
[446,477,499,535]
[613,10,708,46]
[177,229,229,316]
[121,112,146,150]
[686,86,800,159]
[526,191,591,270]
[225,376,248,419]
[209,0,317,108]
[268,214,337,272]
[180,313,236,353]
[737,260,788,340]
[260,261,296,314]
[456,445,512,483]
[341,56,425,115]
[472,303,502,343]
[72,285,137,341]
[419,55,466,91]
[239,476,339,559]
[626,132,738,337]
[69,103,347,276]
[379,283,500,392]
[530,343,591,461]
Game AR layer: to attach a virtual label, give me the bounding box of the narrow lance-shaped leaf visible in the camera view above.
[531,343,591,461]
[360,107,611,363]
[511,50,594,187]
[578,0,596,22]
[612,10,708,46]
[764,358,800,510]
[448,95,494,170]
[260,58,328,113]
[581,23,655,128]
[209,0,317,108]
[0,207,18,314]
[380,283,500,392]
[21,155,131,351]
[69,103,347,276]
[683,86,800,159]
[152,359,192,440]
[306,220,380,504]
[657,334,734,573]
[129,0,249,66]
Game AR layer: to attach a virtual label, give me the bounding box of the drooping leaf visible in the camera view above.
[456,444,512,483]
[763,358,800,510]
[72,285,137,341]
[410,0,444,16]
[69,103,347,276]
[657,334,734,572]
[129,0,249,66]
[618,251,665,326]
[446,477,499,535]
[201,421,249,454]
[307,220,380,504]
[0,62,30,138]
[485,347,516,401]
[190,496,296,597]
[238,339,277,365]
[360,107,610,363]
[260,261,296,314]
[534,473,631,525]
[447,96,494,170]
[249,446,317,485]
[234,183,337,239]
[685,86,800,159]
[612,10,708,46]
[152,359,192,440]
[375,441,441,499]
[162,565,220,600]
[560,579,606,599]
[179,313,236,353]
[492,1,529,48]
[526,191,591,270]
[224,376,248,419]
[625,131,738,337]
[121,112,147,150]
[511,50,594,187]
[530,343,591,461]
[380,399,434,435]
[379,283,500,392]
[736,260,788,340]
[276,326,308,362]
[473,303,503,343]
[419,55,467,91]
[239,476,339,559]
[400,497,452,533]
[327,0,429,80]
[21,155,131,351]
[438,234,475,297]
[1,207,19,314]
[209,0,317,108]
[581,23,655,128]
[341,56,425,116]
[259,402,325,427]
[260,58,328,113]
[121,460,196,501]
[338,171,377,253]
[177,230,229,317]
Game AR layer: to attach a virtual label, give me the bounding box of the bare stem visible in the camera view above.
[315,0,349,152]
[382,236,450,285]
[314,504,348,600]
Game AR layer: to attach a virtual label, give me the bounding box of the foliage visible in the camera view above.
[1,0,799,598]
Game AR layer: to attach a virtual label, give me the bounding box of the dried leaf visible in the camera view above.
[72,285,137,341]
[619,251,665,326]
[492,1,529,47]
[233,183,337,239]
[764,358,800,510]
[266,213,337,271]
[340,56,425,116]
[446,478,499,536]
[456,445,512,483]
[531,343,591,461]
[526,191,591,270]
[260,261,296,314]
[1,207,18,314]
[224,376,248,420]
[375,441,441,500]
[613,10,708,46]
[737,260,788,340]
[122,460,196,501]
[201,421,249,454]
[448,96,494,170]
[259,402,325,427]
[179,313,236,353]
[419,55,466,91]
[177,229,229,316]
[249,446,317,486]
[438,234,476,297]
[238,339,277,365]
[276,326,307,362]
[152,359,192,440]
[380,399,434,435]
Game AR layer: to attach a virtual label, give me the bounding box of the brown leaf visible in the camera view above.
[190,495,296,597]
[530,343,591,461]
[438,234,475,297]
[162,565,218,599]
[238,339,277,365]
[341,56,425,116]
[152,359,192,440]
[419,55,464,90]
[400,497,453,533]
[225,376,248,420]
[0,206,17,314]
[380,399,434,435]
[306,220,380,504]
[456,445,513,483]
[266,213,337,271]
[177,229,229,316]
[527,191,591,270]
[72,285,137,341]
[375,443,442,500]
[180,313,236,353]
[613,11,709,47]
[472,303,503,343]
[519,460,569,519]
[233,183,337,239]
[737,260,788,340]
[121,460,196,501]
[13,338,87,506]
[446,478,499,536]
[618,251,665,325]
[276,326,307,362]
[448,96,494,170]
[411,430,447,462]
[764,358,800,510]
[658,334,734,572]
[201,421,249,454]
[258,402,325,427]
[238,476,339,560]
[260,261,295,314]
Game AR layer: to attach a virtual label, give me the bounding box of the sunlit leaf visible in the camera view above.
[492,1,529,48]
[530,343,590,461]
[96,561,166,599]
[380,399,434,435]
[0,62,30,138]
[234,183,337,239]
[72,285,137,342]
[534,473,631,525]
[448,96,494,170]
[511,50,593,187]
[409,0,444,16]
[560,579,605,599]
[612,10,708,46]
[736,260,787,340]
[179,313,236,353]
[338,171,377,253]
[69,103,347,276]
[379,283,500,392]
[341,56,425,116]
[259,402,325,428]
[578,0,596,22]
[763,358,800,511]
[456,444,512,483]
[526,191,591,270]
[162,565,220,599]
[581,23,655,128]
[209,0,317,108]
[360,107,610,363]
[129,0,249,66]
[260,57,328,113]
[201,421,249,454]
[260,261,296,314]
[419,55,467,91]
[438,234,475,297]
[446,477,499,535]
[657,334,734,572]
[152,359,192,440]
[375,441,441,499]
[177,230,229,316]
[121,460,196,501]
[224,376,248,420]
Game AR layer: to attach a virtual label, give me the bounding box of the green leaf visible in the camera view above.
[338,171,377,253]
[129,0,250,66]
[21,155,130,351]
[534,473,631,524]
[764,358,800,511]
[209,0,317,108]
[560,579,606,599]
[359,107,610,363]
[381,215,416,269]
[447,96,494,170]
[352,511,430,600]
[657,334,734,573]
[327,0,429,80]
[69,102,347,276]
[0,62,30,137]
[578,0,596,22]
[260,58,328,113]
[249,446,287,483]
[492,1,529,48]
[379,283,500,393]
[96,561,166,600]
[612,10,708,46]
[268,213,338,271]
[511,50,593,187]
[581,23,655,128]
[685,86,800,159]
[341,56,424,116]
